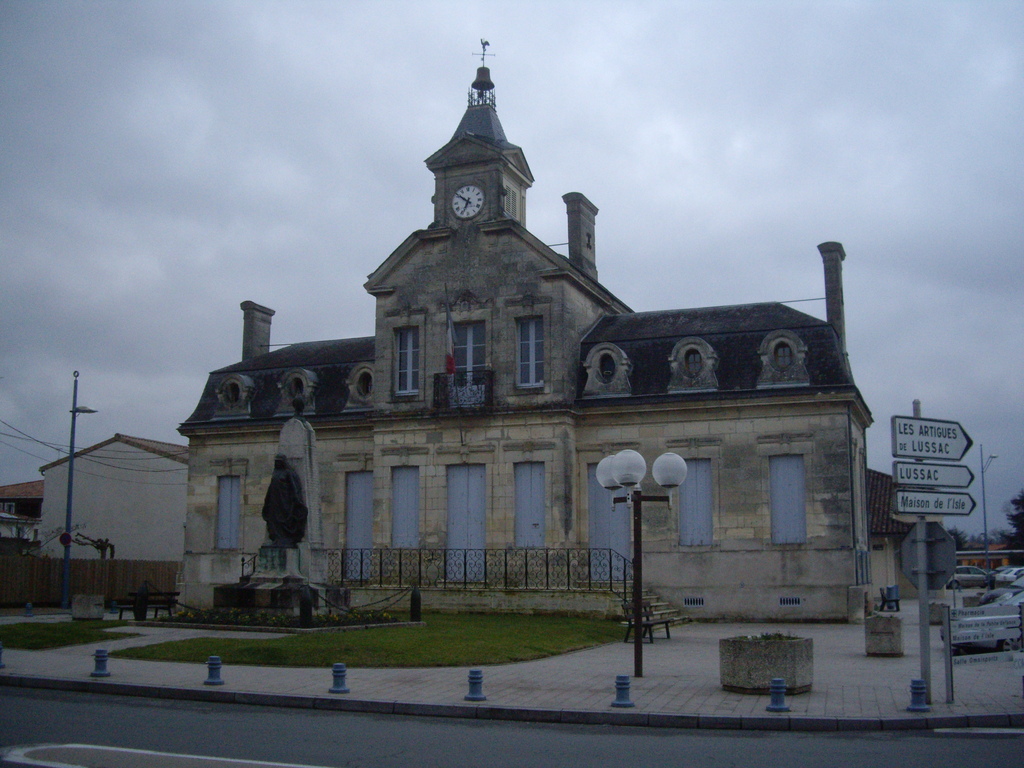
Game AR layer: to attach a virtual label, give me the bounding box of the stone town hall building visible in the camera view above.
[179,65,873,621]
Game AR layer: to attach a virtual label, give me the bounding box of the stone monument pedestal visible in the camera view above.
[213,546,318,616]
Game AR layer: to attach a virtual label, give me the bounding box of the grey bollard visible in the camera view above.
[0,640,5,669]
[24,603,33,617]
[906,678,929,712]
[464,669,486,701]
[204,655,225,686]
[329,662,350,694]
[766,678,790,712]
[91,649,111,678]
[611,674,635,708]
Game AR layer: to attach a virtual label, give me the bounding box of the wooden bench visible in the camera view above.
[621,600,673,643]
[117,589,179,620]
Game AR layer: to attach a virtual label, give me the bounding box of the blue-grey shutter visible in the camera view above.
[216,475,240,549]
[587,463,630,580]
[446,464,486,580]
[345,471,373,579]
[514,462,545,548]
[391,466,420,547]
[679,458,713,546]
[770,455,807,544]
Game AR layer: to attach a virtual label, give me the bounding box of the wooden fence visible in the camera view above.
[0,557,179,607]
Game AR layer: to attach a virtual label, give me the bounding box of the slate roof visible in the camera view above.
[451,104,516,150]
[579,302,854,399]
[182,337,375,426]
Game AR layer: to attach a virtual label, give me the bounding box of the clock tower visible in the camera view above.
[425,63,534,229]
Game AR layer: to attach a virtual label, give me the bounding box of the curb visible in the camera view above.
[3,674,1022,732]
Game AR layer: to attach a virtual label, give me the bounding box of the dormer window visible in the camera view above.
[598,353,617,383]
[278,368,318,413]
[757,331,809,388]
[583,343,632,397]
[668,338,719,392]
[215,374,255,417]
[346,364,374,410]
[774,343,793,370]
[685,349,702,376]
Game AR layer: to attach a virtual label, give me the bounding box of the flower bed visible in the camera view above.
[160,607,398,630]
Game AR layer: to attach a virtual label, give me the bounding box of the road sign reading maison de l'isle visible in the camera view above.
[891,416,973,462]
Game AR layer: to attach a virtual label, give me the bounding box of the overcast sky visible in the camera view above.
[2,0,1021,537]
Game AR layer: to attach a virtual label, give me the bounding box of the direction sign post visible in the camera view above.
[891,416,973,461]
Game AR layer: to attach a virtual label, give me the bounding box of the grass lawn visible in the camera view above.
[114,613,622,668]
[0,621,137,650]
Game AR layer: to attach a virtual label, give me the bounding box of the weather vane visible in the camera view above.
[476,39,493,66]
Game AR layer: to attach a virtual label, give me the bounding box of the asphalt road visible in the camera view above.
[2,688,1022,768]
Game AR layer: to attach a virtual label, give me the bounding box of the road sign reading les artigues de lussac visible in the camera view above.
[891,416,973,462]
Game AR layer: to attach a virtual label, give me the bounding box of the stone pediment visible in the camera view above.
[425,135,533,183]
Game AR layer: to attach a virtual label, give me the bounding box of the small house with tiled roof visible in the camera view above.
[179,64,873,620]
[38,434,187,561]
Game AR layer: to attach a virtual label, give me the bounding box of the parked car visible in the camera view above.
[994,566,1024,585]
[946,565,992,590]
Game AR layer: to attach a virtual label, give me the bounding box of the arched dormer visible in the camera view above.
[346,364,374,410]
[583,343,632,397]
[278,368,318,414]
[668,337,719,392]
[215,374,254,417]
[757,331,809,388]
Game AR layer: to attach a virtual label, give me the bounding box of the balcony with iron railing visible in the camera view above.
[432,370,494,410]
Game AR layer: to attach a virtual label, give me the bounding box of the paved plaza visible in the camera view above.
[2,600,1022,731]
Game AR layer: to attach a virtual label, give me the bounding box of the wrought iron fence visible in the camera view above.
[324,548,632,597]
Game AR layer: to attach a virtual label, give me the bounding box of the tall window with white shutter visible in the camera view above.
[216,475,241,550]
[391,466,420,547]
[770,455,807,544]
[679,458,713,546]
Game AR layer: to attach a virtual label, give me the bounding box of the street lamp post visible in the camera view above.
[61,371,97,611]
[597,450,687,678]
[979,445,998,579]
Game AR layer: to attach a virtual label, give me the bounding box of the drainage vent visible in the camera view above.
[682,597,705,608]
[779,596,803,607]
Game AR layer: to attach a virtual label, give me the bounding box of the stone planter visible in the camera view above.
[71,594,105,620]
[719,635,813,694]
[865,613,903,657]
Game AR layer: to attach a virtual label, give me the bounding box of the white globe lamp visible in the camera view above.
[652,453,688,489]
[595,455,621,490]
[614,449,647,488]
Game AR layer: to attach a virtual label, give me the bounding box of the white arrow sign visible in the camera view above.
[894,489,976,516]
[892,461,974,489]
[891,416,973,461]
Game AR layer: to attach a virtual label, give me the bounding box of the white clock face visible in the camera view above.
[452,185,485,219]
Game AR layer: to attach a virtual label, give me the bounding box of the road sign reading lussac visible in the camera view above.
[892,461,974,489]
[891,416,973,461]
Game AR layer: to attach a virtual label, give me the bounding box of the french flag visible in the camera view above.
[445,301,456,375]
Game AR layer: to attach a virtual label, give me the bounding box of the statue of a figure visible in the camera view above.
[262,454,308,547]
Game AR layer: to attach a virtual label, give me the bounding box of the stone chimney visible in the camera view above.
[240,300,275,360]
[562,192,598,280]
[817,242,847,355]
